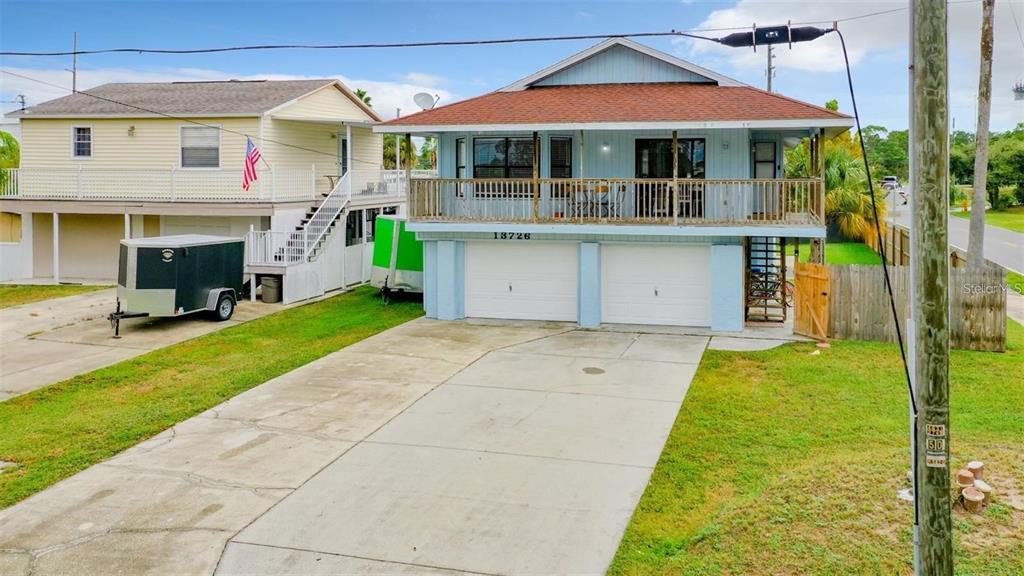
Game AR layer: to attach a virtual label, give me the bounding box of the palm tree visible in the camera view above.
[786,137,887,241]
[0,130,19,194]
[354,88,372,107]
[383,135,417,170]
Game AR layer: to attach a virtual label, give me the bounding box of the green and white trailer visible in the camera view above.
[370,215,423,300]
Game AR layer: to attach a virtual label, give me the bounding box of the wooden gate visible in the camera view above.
[794,262,829,340]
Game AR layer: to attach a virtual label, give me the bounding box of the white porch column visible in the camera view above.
[345,124,353,176]
[123,213,131,239]
[52,212,60,283]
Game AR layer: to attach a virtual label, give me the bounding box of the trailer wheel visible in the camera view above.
[215,294,235,321]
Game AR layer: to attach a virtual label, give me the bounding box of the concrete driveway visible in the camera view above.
[221,326,705,575]
[0,319,705,575]
[0,289,280,400]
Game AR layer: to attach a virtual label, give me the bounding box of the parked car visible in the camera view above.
[881,176,901,190]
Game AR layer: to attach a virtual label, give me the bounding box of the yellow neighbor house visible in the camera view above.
[1,78,409,298]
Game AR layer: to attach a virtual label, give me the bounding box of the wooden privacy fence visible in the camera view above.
[826,265,1007,351]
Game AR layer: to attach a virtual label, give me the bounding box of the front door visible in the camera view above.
[634,138,706,218]
[794,262,829,340]
[752,141,779,216]
[338,135,349,177]
[344,209,364,286]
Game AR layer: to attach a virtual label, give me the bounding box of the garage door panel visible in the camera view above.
[602,244,711,327]
[466,242,577,322]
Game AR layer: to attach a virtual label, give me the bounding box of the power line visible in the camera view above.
[0,68,392,167]
[0,3,982,58]
[0,31,714,57]
[1008,1,1024,52]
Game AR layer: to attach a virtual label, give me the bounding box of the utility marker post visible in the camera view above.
[911,1,953,574]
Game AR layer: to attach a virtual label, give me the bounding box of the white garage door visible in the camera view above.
[465,241,578,322]
[602,244,711,327]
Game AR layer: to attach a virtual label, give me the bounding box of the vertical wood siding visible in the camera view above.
[534,44,712,86]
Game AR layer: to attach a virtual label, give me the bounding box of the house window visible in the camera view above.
[474,137,535,196]
[180,126,220,168]
[0,212,21,243]
[455,138,466,178]
[635,138,705,179]
[72,127,92,158]
[549,137,572,178]
[474,137,534,179]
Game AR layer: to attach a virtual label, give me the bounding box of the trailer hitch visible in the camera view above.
[108,298,149,338]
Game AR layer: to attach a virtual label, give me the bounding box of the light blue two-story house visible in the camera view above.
[376,38,851,331]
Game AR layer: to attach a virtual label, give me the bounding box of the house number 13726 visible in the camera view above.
[493,232,531,240]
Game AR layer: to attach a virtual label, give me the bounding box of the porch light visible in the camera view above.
[601,142,610,152]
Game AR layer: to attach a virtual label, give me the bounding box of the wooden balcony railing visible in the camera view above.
[408,178,825,226]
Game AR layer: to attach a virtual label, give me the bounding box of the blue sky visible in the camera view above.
[1,1,1022,131]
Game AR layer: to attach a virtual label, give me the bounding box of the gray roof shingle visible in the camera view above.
[9,79,340,117]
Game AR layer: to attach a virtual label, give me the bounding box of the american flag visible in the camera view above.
[243,137,262,191]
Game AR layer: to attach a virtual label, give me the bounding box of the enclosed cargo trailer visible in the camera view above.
[110,235,245,335]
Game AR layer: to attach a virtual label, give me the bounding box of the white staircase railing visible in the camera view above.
[302,172,351,260]
[245,172,351,266]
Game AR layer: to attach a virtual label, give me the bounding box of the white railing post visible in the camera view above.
[170,166,177,202]
[310,163,316,200]
[77,165,83,200]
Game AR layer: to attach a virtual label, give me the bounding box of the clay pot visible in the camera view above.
[956,469,976,489]
[973,479,994,503]
[967,461,984,479]
[962,486,985,512]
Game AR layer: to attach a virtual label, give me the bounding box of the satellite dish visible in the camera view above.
[414,92,439,110]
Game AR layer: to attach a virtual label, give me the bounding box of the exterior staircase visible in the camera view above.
[745,236,788,322]
[251,173,352,266]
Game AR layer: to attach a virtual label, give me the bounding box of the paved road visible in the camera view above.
[889,198,1023,273]
[0,289,282,400]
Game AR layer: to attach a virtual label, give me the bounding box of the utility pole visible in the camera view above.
[968,0,995,270]
[72,32,78,93]
[911,1,953,574]
[766,44,775,92]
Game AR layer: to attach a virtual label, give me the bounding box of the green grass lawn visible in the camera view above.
[786,241,883,265]
[953,205,1024,233]
[611,321,1024,576]
[0,286,423,509]
[1009,271,1024,296]
[0,284,111,309]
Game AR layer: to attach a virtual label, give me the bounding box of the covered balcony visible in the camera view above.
[407,177,824,226]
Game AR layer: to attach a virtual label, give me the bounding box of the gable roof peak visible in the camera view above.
[500,37,747,92]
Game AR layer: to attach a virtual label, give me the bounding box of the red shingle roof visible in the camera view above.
[385,83,850,127]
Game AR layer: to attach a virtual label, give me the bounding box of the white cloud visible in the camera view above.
[397,72,445,88]
[677,0,1024,129]
[0,66,457,120]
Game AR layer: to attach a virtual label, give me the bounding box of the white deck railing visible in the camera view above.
[0,166,323,203]
[408,178,824,226]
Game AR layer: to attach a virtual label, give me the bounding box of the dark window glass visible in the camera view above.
[635,138,705,179]
[346,209,363,246]
[550,137,572,178]
[473,137,534,179]
[73,127,92,157]
[473,137,536,196]
[181,126,220,168]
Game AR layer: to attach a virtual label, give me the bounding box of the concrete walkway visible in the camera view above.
[0,319,706,575]
[0,289,281,400]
